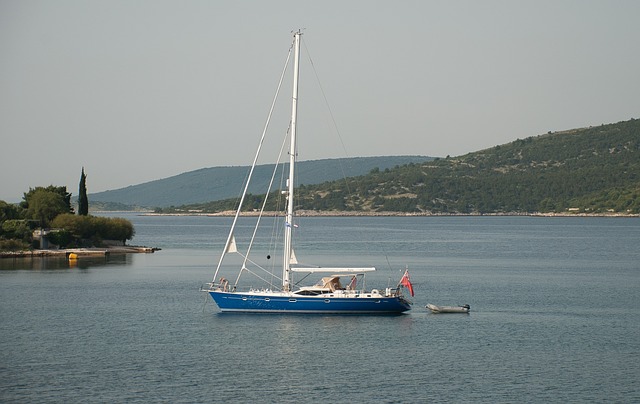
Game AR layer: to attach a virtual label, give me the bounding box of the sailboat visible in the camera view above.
[203,31,413,314]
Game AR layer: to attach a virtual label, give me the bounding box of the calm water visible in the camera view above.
[1,215,639,403]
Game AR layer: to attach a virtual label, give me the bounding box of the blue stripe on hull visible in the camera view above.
[209,291,411,314]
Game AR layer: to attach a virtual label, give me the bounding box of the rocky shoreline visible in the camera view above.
[0,246,159,259]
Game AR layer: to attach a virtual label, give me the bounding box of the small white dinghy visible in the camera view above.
[426,303,470,313]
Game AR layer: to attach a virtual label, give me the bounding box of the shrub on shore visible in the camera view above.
[0,239,30,251]
[51,214,135,247]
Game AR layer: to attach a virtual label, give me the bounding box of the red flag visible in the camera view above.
[347,276,357,290]
[399,270,414,297]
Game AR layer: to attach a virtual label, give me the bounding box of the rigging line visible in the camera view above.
[273,131,291,282]
[242,266,281,290]
[233,250,283,289]
[242,262,283,290]
[292,272,312,287]
[273,148,290,279]
[242,125,290,275]
[212,38,294,284]
[201,287,210,312]
[265,142,290,288]
[304,38,379,263]
[302,39,354,198]
[384,252,394,272]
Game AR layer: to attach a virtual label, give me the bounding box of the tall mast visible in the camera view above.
[283,30,301,291]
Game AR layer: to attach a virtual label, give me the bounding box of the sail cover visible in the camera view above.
[290,267,376,273]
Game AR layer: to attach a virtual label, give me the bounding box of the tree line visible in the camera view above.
[0,169,134,251]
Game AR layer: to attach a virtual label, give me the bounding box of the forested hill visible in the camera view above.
[88,156,431,209]
[168,118,639,215]
[321,119,640,214]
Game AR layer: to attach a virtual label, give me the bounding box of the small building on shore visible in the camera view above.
[32,229,55,249]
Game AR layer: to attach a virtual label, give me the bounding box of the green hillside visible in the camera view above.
[163,119,640,215]
[88,156,431,209]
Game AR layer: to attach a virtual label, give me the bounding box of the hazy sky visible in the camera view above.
[2,1,639,202]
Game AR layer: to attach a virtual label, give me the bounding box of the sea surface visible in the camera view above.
[1,215,639,403]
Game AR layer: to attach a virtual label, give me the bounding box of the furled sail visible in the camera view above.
[290,267,376,273]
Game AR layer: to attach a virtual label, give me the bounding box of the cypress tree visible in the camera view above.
[78,167,89,216]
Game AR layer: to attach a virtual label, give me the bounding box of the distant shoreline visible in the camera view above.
[140,210,639,218]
